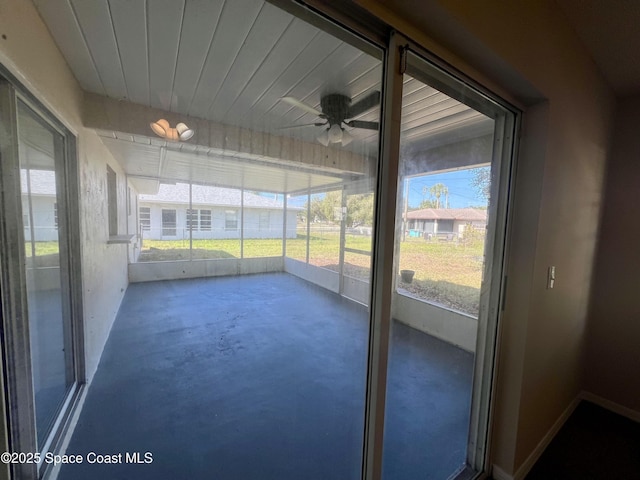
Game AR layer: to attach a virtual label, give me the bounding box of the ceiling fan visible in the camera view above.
[280,90,380,146]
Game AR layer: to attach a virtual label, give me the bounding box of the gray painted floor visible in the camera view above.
[60,273,474,480]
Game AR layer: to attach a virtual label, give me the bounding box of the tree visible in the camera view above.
[418,198,438,209]
[347,193,374,227]
[309,191,339,222]
[425,183,449,208]
[304,191,374,227]
[470,166,491,202]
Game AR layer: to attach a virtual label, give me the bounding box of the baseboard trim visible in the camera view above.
[580,391,640,423]
[510,395,581,480]
[491,464,513,480]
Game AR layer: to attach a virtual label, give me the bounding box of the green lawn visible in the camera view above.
[139,231,484,316]
[25,232,484,315]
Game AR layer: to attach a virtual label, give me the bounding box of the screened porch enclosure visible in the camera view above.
[128,165,376,306]
[29,0,512,478]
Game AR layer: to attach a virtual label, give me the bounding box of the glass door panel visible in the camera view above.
[17,100,74,448]
[382,53,512,479]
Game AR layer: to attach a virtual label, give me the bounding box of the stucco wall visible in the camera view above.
[0,0,129,393]
[585,94,640,416]
[354,0,614,476]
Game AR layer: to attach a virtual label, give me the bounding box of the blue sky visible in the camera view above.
[285,167,487,208]
[405,168,487,209]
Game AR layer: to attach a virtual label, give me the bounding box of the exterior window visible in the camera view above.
[200,209,211,231]
[107,165,117,236]
[162,209,176,236]
[225,210,238,230]
[54,202,58,229]
[259,211,269,230]
[139,207,150,231]
[186,209,198,230]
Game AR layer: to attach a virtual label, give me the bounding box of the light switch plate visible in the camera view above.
[547,266,556,289]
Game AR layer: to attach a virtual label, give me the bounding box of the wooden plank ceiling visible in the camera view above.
[33,0,492,192]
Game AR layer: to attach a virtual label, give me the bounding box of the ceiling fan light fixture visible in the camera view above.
[317,129,330,146]
[341,129,353,146]
[328,124,343,144]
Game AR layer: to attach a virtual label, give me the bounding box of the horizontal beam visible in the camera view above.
[83,92,369,176]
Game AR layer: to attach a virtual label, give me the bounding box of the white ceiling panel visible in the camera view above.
[220,18,319,123]
[243,30,342,123]
[70,0,127,99]
[147,0,185,111]
[170,0,223,112]
[100,137,162,177]
[32,0,104,94]
[206,2,293,119]
[35,0,496,187]
[108,0,149,105]
[187,0,265,118]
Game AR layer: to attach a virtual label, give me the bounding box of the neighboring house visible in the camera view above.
[20,169,58,242]
[138,183,299,240]
[404,208,487,238]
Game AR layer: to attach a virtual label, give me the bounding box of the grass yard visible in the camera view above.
[29,232,485,315]
[139,231,484,316]
[23,242,60,267]
[397,238,484,316]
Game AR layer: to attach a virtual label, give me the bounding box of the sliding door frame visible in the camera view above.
[0,67,85,479]
[268,2,521,478]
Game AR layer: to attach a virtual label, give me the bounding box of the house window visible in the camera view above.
[259,211,269,230]
[139,207,150,231]
[200,210,211,231]
[162,209,176,236]
[107,165,117,236]
[186,209,199,230]
[54,202,58,229]
[225,210,238,230]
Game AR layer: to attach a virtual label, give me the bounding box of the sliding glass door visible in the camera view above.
[372,45,516,479]
[0,77,82,478]
[18,100,76,448]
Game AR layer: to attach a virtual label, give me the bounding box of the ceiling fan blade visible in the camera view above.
[346,120,379,130]
[280,97,324,117]
[347,90,381,118]
[278,122,327,130]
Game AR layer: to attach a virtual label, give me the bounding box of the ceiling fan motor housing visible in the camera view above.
[320,94,352,126]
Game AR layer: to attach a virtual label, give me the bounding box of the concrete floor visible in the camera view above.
[60,273,474,480]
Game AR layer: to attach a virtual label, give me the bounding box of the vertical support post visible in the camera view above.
[402,177,409,242]
[306,189,311,264]
[339,188,347,295]
[282,194,287,259]
[362,32,404,480]
[188,182,193,261]
[240,187,244,259]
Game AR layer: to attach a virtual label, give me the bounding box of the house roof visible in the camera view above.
[139,183,299,210]
[405,208,487,222]
[20,169,57,196]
